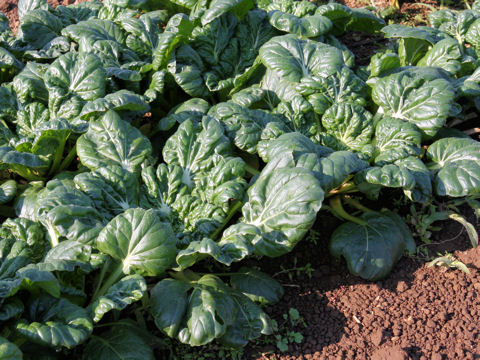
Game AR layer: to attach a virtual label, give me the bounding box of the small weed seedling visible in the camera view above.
[273,257,315,281]
[428,252,470,274]
[408,201,479,248]
[274,308,307,352]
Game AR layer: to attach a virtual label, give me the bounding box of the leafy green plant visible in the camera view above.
[0,0,480,357]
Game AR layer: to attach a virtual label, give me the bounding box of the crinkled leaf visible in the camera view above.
[208,101,288,154]
[74,165,140,219]
[18,0,50,19]
[261,133,367,191]
[427,138,480,197]
[91,275,146,322]
[0,47,23,82]
[157,98,210,132]
[316,3,352,36]
[368,51,400,78]
[268,11,332,38]
[16,295,93,349]
[417,38,463,75]
[373,117,422,165]
[62,19,126,53]
[80,90,149,120]
[0,180,16,205]
[201,0,254,26]
[0,298,24,321]
[150,274,273,347]
[316,151,368,191]
[143,118,246,243]
[13,182,45,220]
[382,24,443,44]
[13,62,49,104]
[45,52,106,115]
[16,102,50,138]
[347,8,385,34]
[18,10,63,49]
[372,70,455,138]
[77,110,152,173]
[176,236,252,269]
[0,87,17,121]
[355,164,416,191]
[226,167,324,257]
[168,45,209,97]
[395,157,432,203]
[0,266,60,299]
[37,240,93,273]
[217,287,273,348]
[466,19,480,48]
[261,132,332,163]
[36,179,104,244]
[0,147,49,181]
[23,36,72,61]
[259,34,344,82]
[202,10,277,94]
[297,67,367,115]
[320,103,373,152]
[162,117,235,187]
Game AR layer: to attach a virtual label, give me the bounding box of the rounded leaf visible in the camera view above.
[96,208,176,276]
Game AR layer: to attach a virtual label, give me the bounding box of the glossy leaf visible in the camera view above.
[427,138,480,197]
[96,208,176,276]
[77,110,152,173]
[16,295,93,349]
[0,180,17,204]
[223,167,324,257]
[91,275,147,322]
[150,274,273,347]
[259,34,344,82]
[268,11,332,38]
[320,103,373,152]
[372,70,455,138]
[330,210,415,280]
[230,267,283,305]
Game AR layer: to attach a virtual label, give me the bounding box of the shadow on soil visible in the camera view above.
[244,206,477,359]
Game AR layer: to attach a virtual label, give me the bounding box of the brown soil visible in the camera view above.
[340,31,387,65]
[245,209,480,360]
[339,0,472,27]
[0,0,19,31]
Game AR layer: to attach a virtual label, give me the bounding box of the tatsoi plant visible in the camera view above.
[0,0,479,357]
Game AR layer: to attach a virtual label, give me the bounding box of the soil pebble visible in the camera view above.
[371,346,409,360]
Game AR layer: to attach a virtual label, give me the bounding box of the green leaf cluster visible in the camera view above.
[0,0,479,357]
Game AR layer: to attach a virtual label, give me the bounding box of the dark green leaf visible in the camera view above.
[230,267,283,305]
[330,210,415,280]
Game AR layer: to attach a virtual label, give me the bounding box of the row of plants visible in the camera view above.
[0,0,479,358]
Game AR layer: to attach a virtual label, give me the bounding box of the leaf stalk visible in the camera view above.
[329,196,367,226]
